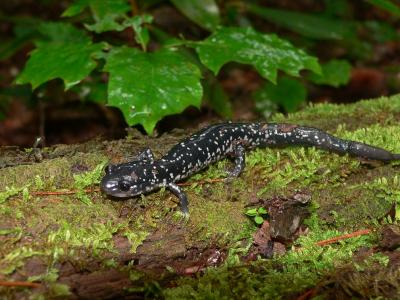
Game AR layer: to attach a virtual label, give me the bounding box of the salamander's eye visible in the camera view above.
[118,180,131,192]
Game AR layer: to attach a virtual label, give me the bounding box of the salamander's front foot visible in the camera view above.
[175,210,190,222]
[167,182,190,218]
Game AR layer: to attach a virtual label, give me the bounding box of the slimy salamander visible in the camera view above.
[101,123,400,215]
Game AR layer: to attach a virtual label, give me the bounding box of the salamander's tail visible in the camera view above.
[347,141,400,162]
[263,123,400,162]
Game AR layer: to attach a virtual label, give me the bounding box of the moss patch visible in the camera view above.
[2,95,400,298]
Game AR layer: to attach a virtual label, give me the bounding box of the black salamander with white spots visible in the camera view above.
[101,123,400,215]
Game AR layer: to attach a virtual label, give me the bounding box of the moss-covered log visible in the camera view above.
[1,95,400,299]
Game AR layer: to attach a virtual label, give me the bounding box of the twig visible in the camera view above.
[314,229,371,247]
[0,281,41,288]
[296,288,315,300]
[31,188,100,196]
[129,0,139,15]
[295,229,371,299]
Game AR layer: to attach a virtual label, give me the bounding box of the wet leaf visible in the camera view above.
[62,0,88,17]
[247,4,357,40]
[245,208,258,216]
[62,0,130,18]
[123,15,153,51]
[308,59,351,87]
[171,0,220,31]
[16,23,105,89]
[254,77,307,113]
[63,0,131,33]
[258,207,268,215]
[195,27,320,83]
[254,216,264,225]
[37,22,90,44]
[85,14,127,33]
[104,47,202,134]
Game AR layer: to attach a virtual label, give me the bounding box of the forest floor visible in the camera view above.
[1,95,400,299]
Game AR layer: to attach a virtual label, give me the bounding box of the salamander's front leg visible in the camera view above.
[167,182,189,216]
[136,148,155,163]
[227,143,246,178]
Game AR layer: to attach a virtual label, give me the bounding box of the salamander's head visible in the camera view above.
[100,162,161,198]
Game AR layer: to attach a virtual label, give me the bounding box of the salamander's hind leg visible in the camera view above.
[167,182,189,216]
[227,143,246,178]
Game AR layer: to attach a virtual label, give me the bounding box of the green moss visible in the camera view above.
[0,247,44,275]
[0,185,26,204]
[164,226,375,299]
[47,219,121,256]
[3,95,400,298]
[339,124,400,152]
[354,252,389,272]
[0,152,107,193]
[162,95,400,298]
[73,160,108,205]
[186,198,252,246]
[272,95,400,130]
[124,220,150,253]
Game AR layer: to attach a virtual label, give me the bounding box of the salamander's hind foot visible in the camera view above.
[226,143,246,179]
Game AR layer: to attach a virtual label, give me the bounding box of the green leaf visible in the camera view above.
[0,23,37,61]
[308,59,351,87]
[257,207,268,215]
[62,0,130,18]
[123,15,153,51]
[247,4,357,40]
[255,77,307,113]
[254,97,278,119]
[50,283,71,297]
[195,27,320,84]
[37,22,90,44]
[364,21,400,42]
[85,14,127,33]
[254,216,264,225]
[71,81,107,104]
[17,42,104,89]
[104,47,202,134]
[366,0,400,17]
[171,0,220,31]
[16,23,105,89]
[86,82,107,104]
[62,0,89,17]
[323,0,351,18]
[64,0,131,33]
[245,208,258,217]
[203,80,232,118]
